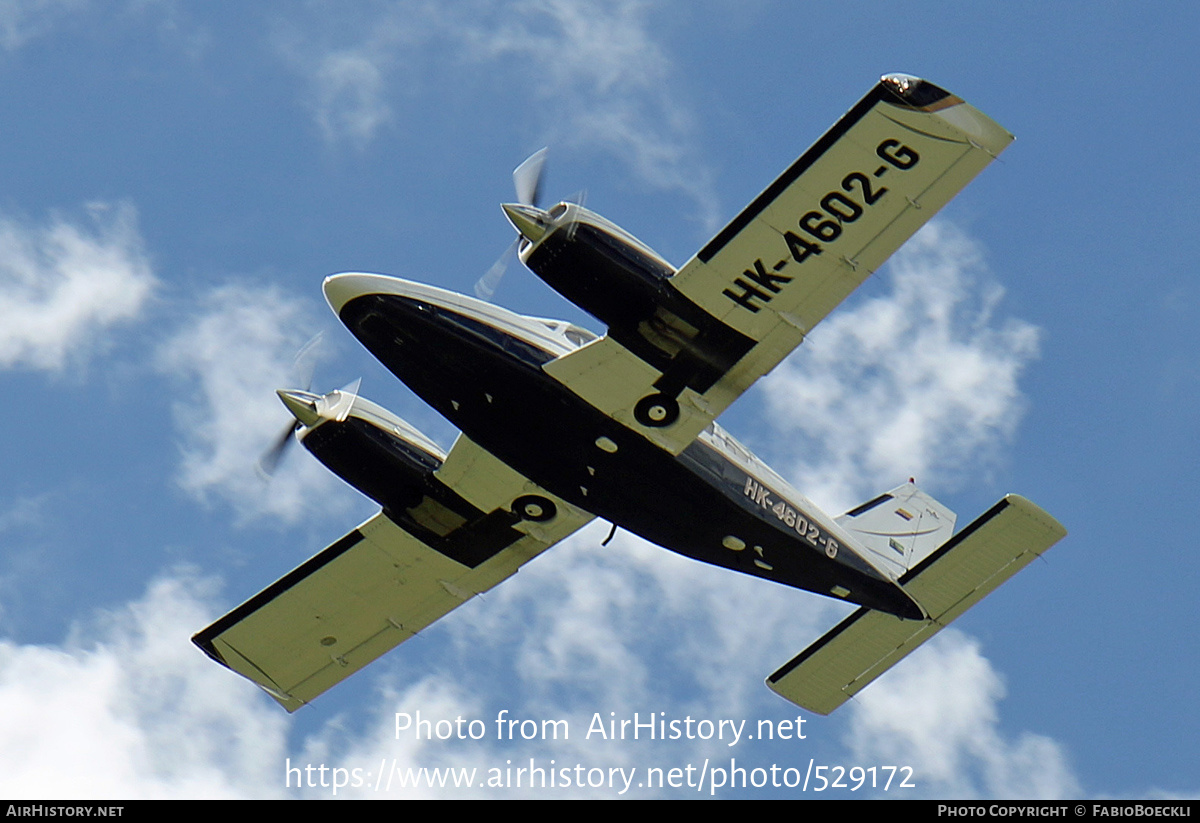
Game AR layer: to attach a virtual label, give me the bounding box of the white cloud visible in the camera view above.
[0,0,85,51]
[845,630,1080,799]
[0,573,289,799]
[0,201,155,372]
[759,221,1041,512]
[456,0,720,227]
[276,0,718,225]
[309,48,393,147]
[489,527,848,714]
[0,552,1076,799]
[272,4,428,149]
[156,283,351,524]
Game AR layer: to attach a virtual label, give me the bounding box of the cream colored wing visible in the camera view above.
[547,74,1012,455]
[194,434,592,711]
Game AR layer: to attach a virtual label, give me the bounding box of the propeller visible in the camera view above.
[563,187,587,241]
[257,378,362,478]
[512,147,547,208]
[258,415,300,478]
[474,147,549,301]
[291,331,324,392]
[256,332,361,478]
[257,333,323,476]
[473,239,516,303]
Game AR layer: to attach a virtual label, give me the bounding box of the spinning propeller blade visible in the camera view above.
[256,334,362,477]
[257,333,324,478]
[292,331,324,392]
[512,147,548,208]
[474,147,550,301]
[258,419,299,478]
[475,239,517,301]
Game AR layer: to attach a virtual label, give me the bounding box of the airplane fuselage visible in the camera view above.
[331,279,920,619]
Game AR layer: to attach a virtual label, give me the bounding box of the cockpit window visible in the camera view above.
[428,305,556,366]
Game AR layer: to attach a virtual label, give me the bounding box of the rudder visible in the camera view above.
[836,481,956,580]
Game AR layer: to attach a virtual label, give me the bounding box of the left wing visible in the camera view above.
[193,434,592,711]
[546,74,1012,454]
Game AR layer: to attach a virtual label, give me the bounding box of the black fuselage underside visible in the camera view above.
[338,293,917,618]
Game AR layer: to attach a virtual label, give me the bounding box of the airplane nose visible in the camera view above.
[501,203,550,244]
[324,272,390,315]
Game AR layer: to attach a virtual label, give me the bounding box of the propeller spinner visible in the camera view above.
[257,378,362,477]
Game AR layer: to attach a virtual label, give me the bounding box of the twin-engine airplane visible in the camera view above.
[194,74,1066,715]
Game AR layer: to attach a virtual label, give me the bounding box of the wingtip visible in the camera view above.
[1001,493,1068,539]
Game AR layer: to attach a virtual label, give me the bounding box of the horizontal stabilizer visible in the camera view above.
[767,494,1065,715]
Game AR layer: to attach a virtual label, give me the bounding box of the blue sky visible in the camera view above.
[0,0,1195,799]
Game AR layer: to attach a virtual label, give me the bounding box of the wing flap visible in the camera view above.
[767,495,1065,715]
[194,437,592,711]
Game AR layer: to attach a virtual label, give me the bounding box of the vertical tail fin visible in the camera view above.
[836,481,956,580]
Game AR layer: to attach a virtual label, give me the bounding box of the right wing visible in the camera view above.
[546,74,1013,455]
[193,434,593,711]
[767,495,1065,715]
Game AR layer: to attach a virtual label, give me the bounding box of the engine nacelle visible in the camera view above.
[521,202,675,329]
[288,391,538,568]
[297,394,445,515]
[514,202,756,399]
